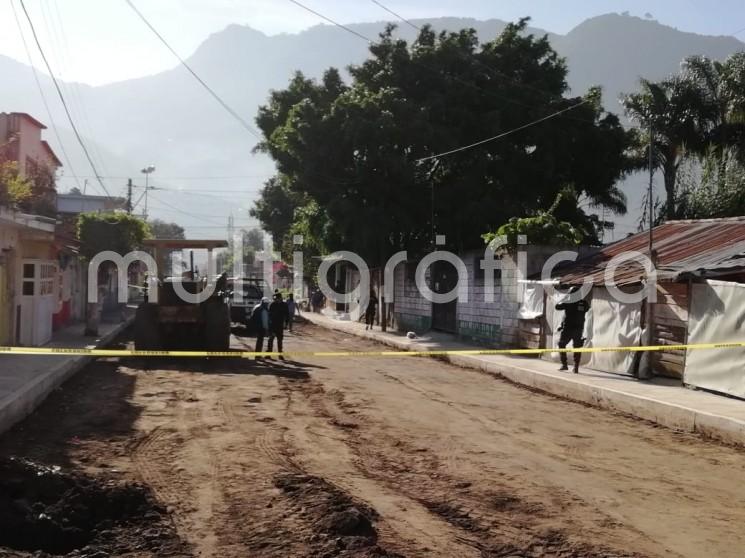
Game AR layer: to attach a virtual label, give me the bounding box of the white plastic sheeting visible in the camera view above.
[518,282,544,319]
[685,280,745,398]
[586,288,642,376]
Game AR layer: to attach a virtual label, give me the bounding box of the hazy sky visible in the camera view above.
[1,0,744,85]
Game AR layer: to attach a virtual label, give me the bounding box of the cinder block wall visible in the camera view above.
[392,264,432,332]
[392,246,566,346]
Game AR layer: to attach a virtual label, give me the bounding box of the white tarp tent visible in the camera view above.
[586,287,642,376]
[685,280,745,398]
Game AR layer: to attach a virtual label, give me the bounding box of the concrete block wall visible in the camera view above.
[392,264,432,332]
[391,246,565,346]
[455,250,520,346]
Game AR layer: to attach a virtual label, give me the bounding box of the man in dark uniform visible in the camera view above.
[556,286,590,374]
[267,292,290,359]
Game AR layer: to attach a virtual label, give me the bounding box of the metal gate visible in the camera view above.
[431,260,458,333]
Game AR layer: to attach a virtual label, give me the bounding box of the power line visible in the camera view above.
[136,186,263,194]
[60,174,274,180]
[147,194,239,224]
[47,0,113,189]
[123,0,262,140]
[369,0,420,31]
[367,0,595,123]
[290,0,594,126]
[415,100,589,162]
[9,0,81,191]
[17,0,111,198]
[288,0,373,42]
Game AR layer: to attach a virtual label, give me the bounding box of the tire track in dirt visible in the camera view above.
[299,369,650,558]
[278,376,484,557]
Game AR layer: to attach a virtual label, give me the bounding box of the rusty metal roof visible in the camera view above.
[555,217,745,286]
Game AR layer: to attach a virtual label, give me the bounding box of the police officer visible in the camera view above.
[556,286,590,374]
[267,292,290,359]
[250,297,270,358]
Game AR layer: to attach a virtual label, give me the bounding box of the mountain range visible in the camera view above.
[1,12,743,238]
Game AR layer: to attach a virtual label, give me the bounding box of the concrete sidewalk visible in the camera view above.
[0,312,133,435]
[304,312,745,447]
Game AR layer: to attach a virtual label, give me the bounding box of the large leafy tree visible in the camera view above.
[148,219,185,239]
[622,77,703,220]
[255,20,635,261]
[622,52,745,221]
[682,53,745,159]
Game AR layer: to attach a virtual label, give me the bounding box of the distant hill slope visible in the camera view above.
[1,13,743,237]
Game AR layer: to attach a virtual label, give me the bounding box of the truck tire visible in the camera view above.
[205,300,231,351]
[134,303,162,350]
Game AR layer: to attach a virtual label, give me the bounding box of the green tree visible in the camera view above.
[0,161,32,208]
[622,76,704,220]
[675,148,745,218]
[255,20,635,265]
[682,53,745,160]
[244,228,264,251]
[77,212,150,260]
[148,218,186,239]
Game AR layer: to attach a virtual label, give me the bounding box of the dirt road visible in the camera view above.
[2,322,745,557]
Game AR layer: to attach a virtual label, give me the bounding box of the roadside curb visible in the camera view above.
[0,317,133,436]
[304,314,745,447]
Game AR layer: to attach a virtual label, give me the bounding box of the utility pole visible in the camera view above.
[126,178,133,214]
[141,165,156,221]
[648,122,654,258]
[642,121,656,379]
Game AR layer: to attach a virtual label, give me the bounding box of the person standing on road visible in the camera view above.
[251,297,270,359]
[311,289,323,313]
[365,288,378,330]
[286,293,297,331]
[268,292,290,359]
[556,286,590,374]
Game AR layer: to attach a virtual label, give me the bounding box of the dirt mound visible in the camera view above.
[274,473,401,557]
[0,457,187,557]
[483,529,644,558]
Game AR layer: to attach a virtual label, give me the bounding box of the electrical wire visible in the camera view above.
[415,100,589,162]
[369,0,420,31]
[123,0,262,140]
[147,194,236,224]
[17,0,111,198]
[9,0,81,190]
[64,174,275,180]
[48,0,113,186]
[287,0,373,42]
[367,0,596,123]
[290,0,594,127]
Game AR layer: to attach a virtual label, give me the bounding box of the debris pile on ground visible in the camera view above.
[0,457,188,557]
[274,472,401,557]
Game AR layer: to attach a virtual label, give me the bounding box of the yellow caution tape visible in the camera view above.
[0,341,743,358]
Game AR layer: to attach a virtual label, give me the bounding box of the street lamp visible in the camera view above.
[141,165,156,220]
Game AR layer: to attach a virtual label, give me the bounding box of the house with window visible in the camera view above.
[0,112,63,345]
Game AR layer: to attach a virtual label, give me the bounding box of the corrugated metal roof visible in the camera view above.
[555,217,745,286]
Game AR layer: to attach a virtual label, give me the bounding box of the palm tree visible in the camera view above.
[621,77,703,219]
[681,53,745,160]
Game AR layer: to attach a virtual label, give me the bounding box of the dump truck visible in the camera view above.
[227,276,269,333]
[134,239,231,351]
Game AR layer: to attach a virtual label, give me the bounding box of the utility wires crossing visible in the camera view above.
[16,0,111,198]
[123,0,262,140]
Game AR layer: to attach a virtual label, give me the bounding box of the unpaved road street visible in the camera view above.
[2,322,745,557]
